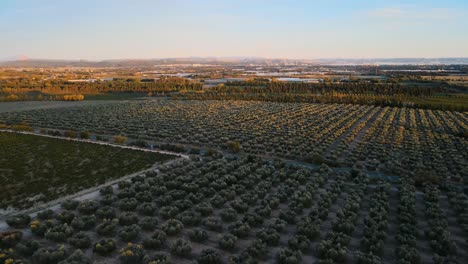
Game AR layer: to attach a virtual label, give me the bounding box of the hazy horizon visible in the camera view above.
[1,0,468,60]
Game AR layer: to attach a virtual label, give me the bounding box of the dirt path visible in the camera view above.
[343,106,384,154]
[439,194,468,263]
[323,107,378,157]
[415,191,435,264]
[0,157,187,228]
[0,129,189,159]
[0,100,122,113]
[381,186,400,263]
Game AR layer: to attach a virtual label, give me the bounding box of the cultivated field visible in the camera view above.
[0,99,466,264]
[0,131,175,211]
[1,156,467,263]
[0,99,466,183]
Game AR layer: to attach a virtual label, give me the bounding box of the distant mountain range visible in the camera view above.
[1,56,467,67]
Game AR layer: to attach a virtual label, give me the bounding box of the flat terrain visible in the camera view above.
[0,99,466,264]
[0,157,467,264]
[0,131,175,210]
[0,100,120,113]
[0,99,465,182]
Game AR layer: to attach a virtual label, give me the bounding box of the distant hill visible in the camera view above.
[1,57,467,67]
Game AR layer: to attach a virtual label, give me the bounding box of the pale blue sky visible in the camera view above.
[1,0,467,60]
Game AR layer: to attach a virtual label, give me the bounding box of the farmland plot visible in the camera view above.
[0,132,175,211]
[1,156,467,264]
[0,99,465,182]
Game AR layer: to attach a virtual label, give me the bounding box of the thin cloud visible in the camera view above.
[367,7,464,21]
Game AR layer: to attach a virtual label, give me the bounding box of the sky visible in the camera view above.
[0,0,467,60]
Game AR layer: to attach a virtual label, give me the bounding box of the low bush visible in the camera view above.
[93,239,117,256]
[58,249,91,264]
[68,232,91,249]
[37,209,55,220]
[119,224,141,242]
[6,214,31,228]
[162,219,184,235]
[119,243,145,264]
[61,200,79,210]
[143,230,167,249]
[70,215,96,231]
[119,212,139,226]
[170,239,191,257]
[0,230,23,248]
[44,224,74,242]
[139,216,159,231]
[188,229,208,242]
[218,233,237,250]
[32,245,67,264]
[197,248,223,264]
[96,218,119,236]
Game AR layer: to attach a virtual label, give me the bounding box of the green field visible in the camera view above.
[0,132,175,210]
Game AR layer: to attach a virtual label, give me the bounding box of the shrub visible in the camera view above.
[119,212,139,226]
[119,224,141,242]
[93,239,116,256]
[188,229,208,242]
[288,235,311,252]
[220,208,238,222]
[170,239,192,257]
[32,245,67,264]
[277,248,302,264]
[256,228,280,246]
[58,249,91,264]
[114,135,128,144]
[195,202,213,216]
[139,216,159,231]
[64,130,77,138]
[197,248,223,264]
[119,243,145,264]
[77,200,99,215]
[6,214,31,228]
[159,206,180,219]
[354,251,382,264]
[16,240,41,256]
[219,234,237,250]
[61,200,79,210]
[37,209,55,220]
[100,186,114,196]
[68,232,91,249]
[177,211,202,226]
[203,216,223,231]
[100,194,116,205]
[226,141,241,153]
[45,224,74,242]
[229,221,251,238]
[268,218,287,232]
[162,219,184,235]
[137,202,157,216]
[30,220,54,236]
[56,210,76,224]
[245,239,268,259]
[143,230,167,249]
[0,230,23,248]
[119,198,139,211]
[143,253,171,264]
[70,215,96,231]
[79,131,90,139]
[96,206,116,219]
[96,218,119,236]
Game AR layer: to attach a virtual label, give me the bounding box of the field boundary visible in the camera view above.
[0,129,189,222]
[0,129,189,159]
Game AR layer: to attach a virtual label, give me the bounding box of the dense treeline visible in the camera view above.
[173,91,468,111]
[0,77,203,96]
[224,81,448,96]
